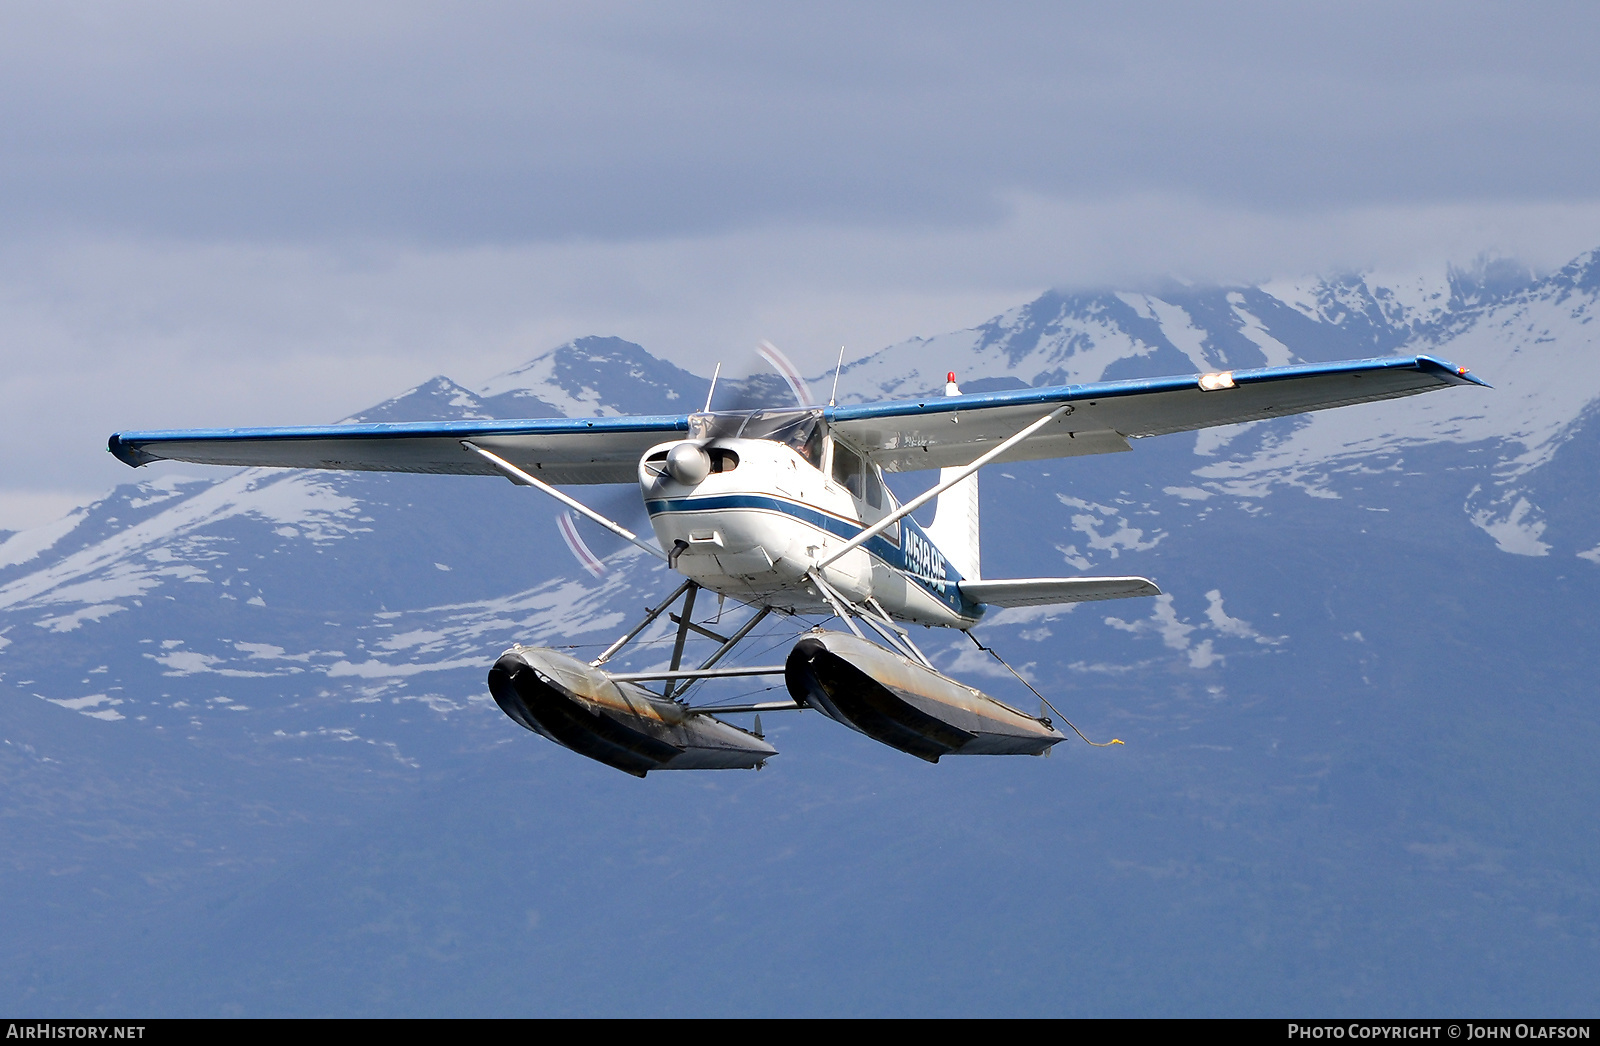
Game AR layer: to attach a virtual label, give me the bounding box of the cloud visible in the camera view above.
[0,4,1598,243]
[6,4,1600,524]
[12,195,1600,523]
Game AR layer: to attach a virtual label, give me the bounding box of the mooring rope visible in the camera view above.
[965,631,1123,747]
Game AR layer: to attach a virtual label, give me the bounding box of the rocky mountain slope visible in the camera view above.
[2,252,1597,1016]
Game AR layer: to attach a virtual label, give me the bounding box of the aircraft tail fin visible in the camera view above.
[923,372,981,581]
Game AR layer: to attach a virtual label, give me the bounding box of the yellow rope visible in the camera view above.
[965,631,1123,747]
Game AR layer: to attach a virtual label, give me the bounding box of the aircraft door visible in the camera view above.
[831,438,897,533]
[830,439,865,500]
[819,437,884,601]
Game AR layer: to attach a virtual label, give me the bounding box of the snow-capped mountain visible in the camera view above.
[3,251,1598,1016]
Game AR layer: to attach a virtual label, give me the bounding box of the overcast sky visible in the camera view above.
[4,1,1600,528]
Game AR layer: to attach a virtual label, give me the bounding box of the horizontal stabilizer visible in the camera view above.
[959,576,1160,607]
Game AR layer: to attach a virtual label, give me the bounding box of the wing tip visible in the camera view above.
[107,433,157,468]
[1414,354,1492,388]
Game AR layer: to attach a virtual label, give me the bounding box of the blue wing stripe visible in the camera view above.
[108,414,691,468]
[825,354,1486,425]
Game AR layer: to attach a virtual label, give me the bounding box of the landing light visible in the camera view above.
[1198,371,1236,391]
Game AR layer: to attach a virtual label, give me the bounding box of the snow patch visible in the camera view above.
[1467,488,1551,556]
[32,604,125,633]
[1259,276,1324,321]
[1126,295,1214,370]
[835,294,1167,400]
[1193,285,1600,533]
[375,629,454,652]
[1053,494,1165,569]
[325,658,484,678]
[147,649,286,678]
[1164,486,1212,501]
[1202,590,1280,645]
[0,509,88,570]
[0,471,365,612]
[126,476,208,509]
[982,604,1078,627]
[1226,297,1296,367]
[44,693,125,720]
[479,351,618,418]
[234,642,316,662]
[1366,266,1454,326]
[1102,591,1279,669]
[397,693,467,714]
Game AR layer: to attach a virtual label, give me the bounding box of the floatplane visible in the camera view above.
[109,351,1484,775]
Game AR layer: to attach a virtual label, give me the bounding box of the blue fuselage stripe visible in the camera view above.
[646,494,980,618]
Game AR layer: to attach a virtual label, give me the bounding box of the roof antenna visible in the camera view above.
[703,362,722,413]
[828,345,846,407]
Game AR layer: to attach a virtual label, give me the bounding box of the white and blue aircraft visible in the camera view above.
[109,354,1486,776]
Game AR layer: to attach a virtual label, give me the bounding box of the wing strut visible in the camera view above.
[816,404,1071,571]
[461,441,667,562]
[806,571,934,668]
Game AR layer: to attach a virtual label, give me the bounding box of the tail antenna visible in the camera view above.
[703,362,722,413]
[829,345,845,407]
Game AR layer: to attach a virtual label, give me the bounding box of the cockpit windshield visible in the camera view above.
[688,408,825,469]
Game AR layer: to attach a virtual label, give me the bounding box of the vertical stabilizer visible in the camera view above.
[922,372,981,581]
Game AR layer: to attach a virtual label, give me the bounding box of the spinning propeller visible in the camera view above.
[554,340,821,576]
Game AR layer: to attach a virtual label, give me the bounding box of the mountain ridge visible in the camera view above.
[2,247,1598,1014]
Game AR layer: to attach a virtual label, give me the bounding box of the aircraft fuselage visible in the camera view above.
[640,432,982,628]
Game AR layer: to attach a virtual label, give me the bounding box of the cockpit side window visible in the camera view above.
[795,421,824,469]
[831,439,865,500]
[861,461,885,510]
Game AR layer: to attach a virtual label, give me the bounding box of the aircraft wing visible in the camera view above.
[828,354,1487,472]
[108,415,691,485]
